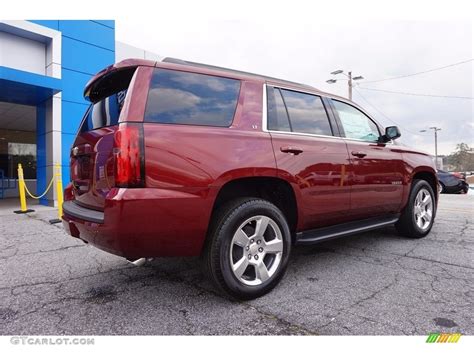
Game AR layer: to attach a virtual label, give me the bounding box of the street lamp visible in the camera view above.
[326,70,364,101]
[420,127,442,168]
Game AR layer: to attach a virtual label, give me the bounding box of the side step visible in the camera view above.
[295,215,400,245]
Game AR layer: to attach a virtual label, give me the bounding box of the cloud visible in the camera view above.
[146,88,201,114]
[117,18,473,154]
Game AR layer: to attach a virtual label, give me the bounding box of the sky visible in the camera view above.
[3,1,473,156]
[114,5,473,156]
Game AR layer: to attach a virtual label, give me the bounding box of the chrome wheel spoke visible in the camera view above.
[416,215,422,228]
[425,208,432,219]
[421,194,432,208]
[254,216,270,237]
[415,194,421,206]
[232,256,249,278]
[264,239,283,254]
[255,262,270,283]
[233,229,249,247]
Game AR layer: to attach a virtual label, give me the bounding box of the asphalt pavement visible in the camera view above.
[0,194,473,335]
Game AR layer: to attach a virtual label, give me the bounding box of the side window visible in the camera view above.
[280,89,333,136]
[267,87,291,132]
[332,100,380,142]
[144,68,241,127]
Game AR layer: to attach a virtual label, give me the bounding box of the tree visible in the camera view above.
[446,143,474,171]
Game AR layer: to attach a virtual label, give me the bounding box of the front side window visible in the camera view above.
[144,69,241,127]
[280,89,333,136]
[332,100,380,142]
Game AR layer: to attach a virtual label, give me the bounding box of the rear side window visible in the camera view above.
[80,90,127,132]
[267,87,291,132]
[279,89,333,136]
[144,68,241,127]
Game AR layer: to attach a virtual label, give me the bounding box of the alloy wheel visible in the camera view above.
[229,215,283,286]
[413,188,433,231]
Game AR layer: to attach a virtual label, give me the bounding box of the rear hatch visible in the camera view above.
[70,67,139,211]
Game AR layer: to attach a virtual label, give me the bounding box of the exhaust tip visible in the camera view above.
[126,258,153,267]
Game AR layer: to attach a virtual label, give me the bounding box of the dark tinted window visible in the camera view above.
[267,87,291,131]
[144,68,241,127]
[280,89,332,136]
[80,89,127,132]
[332,100,380,141]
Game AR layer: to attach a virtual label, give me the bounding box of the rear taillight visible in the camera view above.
[113,123,145,188]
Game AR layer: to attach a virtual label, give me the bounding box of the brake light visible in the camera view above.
[113,123,145,187]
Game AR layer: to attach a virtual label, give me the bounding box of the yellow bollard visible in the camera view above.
[49,163,64,224]
[13,163,35,214]
[55,163,64,219]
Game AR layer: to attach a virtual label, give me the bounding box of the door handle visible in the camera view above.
[280,146,304,155]
[351,151,367,158]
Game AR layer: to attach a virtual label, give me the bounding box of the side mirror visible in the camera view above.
[382,126,401,142]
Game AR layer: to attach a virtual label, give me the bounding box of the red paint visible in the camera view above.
[63,59,438,258]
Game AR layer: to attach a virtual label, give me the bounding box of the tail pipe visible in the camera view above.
[126,258,153,267]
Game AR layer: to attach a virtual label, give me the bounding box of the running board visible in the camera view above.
[295,215,400,245]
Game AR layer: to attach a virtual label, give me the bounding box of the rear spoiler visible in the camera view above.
[84,59,157,102]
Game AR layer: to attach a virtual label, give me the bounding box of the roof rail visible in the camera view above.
[162,57,316,90]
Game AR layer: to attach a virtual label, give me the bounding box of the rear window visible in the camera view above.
[144,68,241,127]
[79,67,136,132]
[80,90,127,132]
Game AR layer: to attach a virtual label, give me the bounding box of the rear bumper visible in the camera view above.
[62,186,215,258]
[63,201,104,223]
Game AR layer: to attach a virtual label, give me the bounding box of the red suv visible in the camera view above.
[63,58,438,299]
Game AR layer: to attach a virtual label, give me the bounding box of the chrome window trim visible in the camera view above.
[262,83,394,145]
[262,83,342,141]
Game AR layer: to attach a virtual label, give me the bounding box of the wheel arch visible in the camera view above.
[412,169,438,198]
[208,176,300,243]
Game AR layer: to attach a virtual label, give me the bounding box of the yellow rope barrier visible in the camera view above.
[24,174,55,199]
[14,163,64,222]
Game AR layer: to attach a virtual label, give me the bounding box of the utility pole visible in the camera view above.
[327,70,363,101]
[420,127,442,168]
[348,71,352,101]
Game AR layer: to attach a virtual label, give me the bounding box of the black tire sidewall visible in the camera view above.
[213,200,291,299]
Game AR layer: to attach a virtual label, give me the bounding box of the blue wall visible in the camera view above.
[30,20,115,203]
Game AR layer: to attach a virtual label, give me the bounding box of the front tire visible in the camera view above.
[396,179,436,238]
[203,198,292,300]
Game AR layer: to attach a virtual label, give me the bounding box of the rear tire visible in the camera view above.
[202,198,291,300]
[396,179,436,238]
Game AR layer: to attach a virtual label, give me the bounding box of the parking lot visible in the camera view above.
[0,194,473,335]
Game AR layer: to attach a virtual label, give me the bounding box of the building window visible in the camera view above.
[0,131,36,179]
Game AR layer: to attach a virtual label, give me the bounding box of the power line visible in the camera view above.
[353,88,419,135]
[357,86,474,99]
[362,59,474,84]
